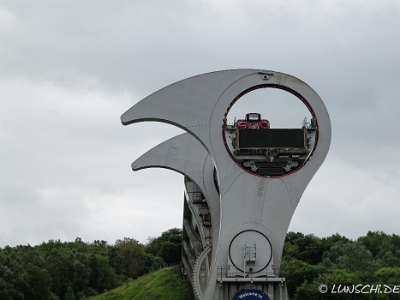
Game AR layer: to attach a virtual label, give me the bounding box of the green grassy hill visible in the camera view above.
[88,267,195,300]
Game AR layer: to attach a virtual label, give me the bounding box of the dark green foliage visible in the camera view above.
[64,286,75,300]
[294,234,325,264]
[0,228,179,300]
[337,242,380,273]
[283,231,400,299]
[281,259,328,296]
[359,231,391,257]
[294,270,369,300]
[375,267,400,286]
[25,263,53,300]
[146,228,182,265]
[115,238,145,279]
[2,229,399,300]
[142,253,165,274]
[285,232,304,244]
[0,263,24,300]
[284,232,329,265]
[358,231,400,268]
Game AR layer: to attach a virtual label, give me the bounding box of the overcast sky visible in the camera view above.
[1,0,399,247]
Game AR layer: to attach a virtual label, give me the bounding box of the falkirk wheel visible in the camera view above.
[121,69,331,300]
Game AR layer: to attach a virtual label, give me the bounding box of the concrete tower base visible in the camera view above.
[217,281,289,300]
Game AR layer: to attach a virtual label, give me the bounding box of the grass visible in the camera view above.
[88,267,195,300]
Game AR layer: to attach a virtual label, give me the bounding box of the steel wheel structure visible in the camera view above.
[121,69,331,300]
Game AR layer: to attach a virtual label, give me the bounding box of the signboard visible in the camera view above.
[232,289,270,300]
[238,129,306,149]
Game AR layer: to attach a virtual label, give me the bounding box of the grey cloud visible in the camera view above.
[1,0,399,246]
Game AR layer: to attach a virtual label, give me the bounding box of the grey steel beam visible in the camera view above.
[130,133,220,257]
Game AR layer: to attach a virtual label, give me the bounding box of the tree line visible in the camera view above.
[1,229,399,300]
[0,228,182,300]
[282,231,400,299]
